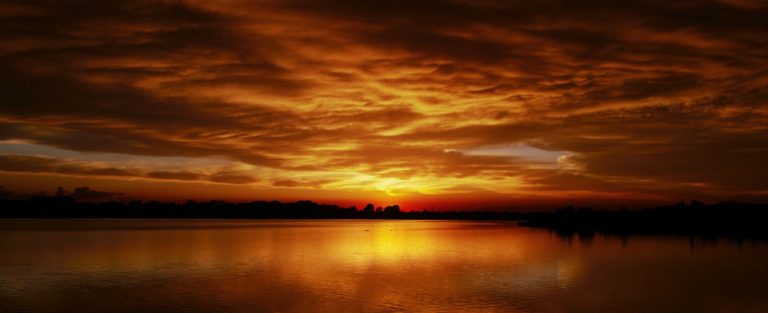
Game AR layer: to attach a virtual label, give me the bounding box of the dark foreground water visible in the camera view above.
[0,220,766,313]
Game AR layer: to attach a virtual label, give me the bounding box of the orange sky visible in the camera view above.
[0,0,767,210]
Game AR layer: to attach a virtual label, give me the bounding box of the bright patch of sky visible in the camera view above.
[460,144,565,163]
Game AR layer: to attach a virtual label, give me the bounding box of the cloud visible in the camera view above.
[146,171,204,181]
[273,179,300,187]
[0,0,766,203]
[273,179,334,188]
[0,154,258,185]
[208,172,258,184]
[0,154,138,177]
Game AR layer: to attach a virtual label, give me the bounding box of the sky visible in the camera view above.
[0,0,767,210]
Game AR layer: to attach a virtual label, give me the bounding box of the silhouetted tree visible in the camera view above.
[362,203,375,217]
[384,205,401,214]
[381,205,401,218]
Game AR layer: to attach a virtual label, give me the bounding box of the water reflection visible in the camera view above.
[0,220,766,312]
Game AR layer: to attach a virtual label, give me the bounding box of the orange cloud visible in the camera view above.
[0,0,766,208]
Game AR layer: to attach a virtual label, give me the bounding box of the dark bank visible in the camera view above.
[2,195,767,239]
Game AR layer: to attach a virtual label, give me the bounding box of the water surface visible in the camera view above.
[0,219,766,312]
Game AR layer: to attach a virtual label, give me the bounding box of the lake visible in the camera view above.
[0,219,766,312]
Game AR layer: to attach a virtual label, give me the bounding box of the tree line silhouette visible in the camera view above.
[1,187,767,238]
[521,200,768,239]
[0,194,515,220]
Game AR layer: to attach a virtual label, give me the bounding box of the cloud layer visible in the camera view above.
[1,0,766,207]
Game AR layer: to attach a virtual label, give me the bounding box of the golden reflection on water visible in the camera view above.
[0,220,766,313]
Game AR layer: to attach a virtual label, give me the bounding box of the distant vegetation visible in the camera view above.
[521,201,768,239]
[1,189,766,239]
[0,195,517,220]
